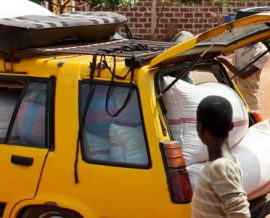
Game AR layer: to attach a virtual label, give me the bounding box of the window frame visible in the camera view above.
[79,80,151,169]
[0,75,55,149]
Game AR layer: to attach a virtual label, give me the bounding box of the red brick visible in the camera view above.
[199,18,208,23]
[144,12,151,17]
[139,28,147,34]
[143,2,151,7]
[139,18,147,22]
[184,24,193,29]
[130,18,138,22]
[189,18,199,23]
[164,12,174,17]
[180,8,190,12]
[139,7,146,12]
[174,12,184,17]
[203,23,213,29]
[170,18,179,23]
[135,12,143,17]
[184,13,193,18]
[179,18,188,23]
[125,12,134,17]
[174,23,183,29]
[144,35,152,40]
[160,18,169,23]
[135,23,143,28]
[236,2,245,7]
[209,7,219,12]
[170,7,179,12]
[199,7,209,12]
[130,7,137,11]
[194,13,204,17]
[247,2,256,7]
[144,23,151,28]
[194,24,203,28]
[161,7,170,12]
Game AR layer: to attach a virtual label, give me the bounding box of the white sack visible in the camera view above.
[0,0,54,18]
[0,91,18,139]
[109,124,148,164]
[232,119,270,200]
[187,120,270,200]
[163,77,248,165]
[198,82,249,147]
[85,132,111,161]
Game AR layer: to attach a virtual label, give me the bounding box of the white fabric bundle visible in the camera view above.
[0,0,54,18]
[163,77,249,165]
[232,120,270,200]
[187,120,270,200]
[114,91,141,126]
[85,133,111,161]
[198,82,249,148]
[109,124,148,164]
[0,92,17,139]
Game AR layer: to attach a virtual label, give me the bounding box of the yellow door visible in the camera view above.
[0,77,54,205]
[76,80,191,218]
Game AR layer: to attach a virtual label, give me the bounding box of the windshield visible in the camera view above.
[198,22,270,46]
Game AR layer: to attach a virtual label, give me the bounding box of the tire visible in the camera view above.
[21,205,82,218]
[258,201,270,218]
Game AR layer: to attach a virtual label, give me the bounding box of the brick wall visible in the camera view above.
[76,0,270,41]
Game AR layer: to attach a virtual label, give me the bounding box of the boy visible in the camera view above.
[191,95,250,217]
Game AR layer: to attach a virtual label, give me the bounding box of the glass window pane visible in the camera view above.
[189,69,218,85]
[8,83,47,148]
[81,83,149,166]
[0,84,23,143]
[198,23,270,46]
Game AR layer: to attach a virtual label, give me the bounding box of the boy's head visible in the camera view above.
[197,95,233,139]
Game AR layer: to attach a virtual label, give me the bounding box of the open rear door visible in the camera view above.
[149,12,270,68]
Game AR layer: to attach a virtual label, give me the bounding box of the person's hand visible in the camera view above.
[216,56,227,62]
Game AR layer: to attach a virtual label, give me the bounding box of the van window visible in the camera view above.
[0,78,51,148]
[80,82,149,167]
[188,69,218,84]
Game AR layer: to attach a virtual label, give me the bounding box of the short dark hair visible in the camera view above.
[197,95,233,138]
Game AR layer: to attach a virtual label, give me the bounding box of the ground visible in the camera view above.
[260,59,270,120]
[259,59,270,208]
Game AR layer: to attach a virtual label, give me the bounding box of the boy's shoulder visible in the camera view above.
[210,158,241,176]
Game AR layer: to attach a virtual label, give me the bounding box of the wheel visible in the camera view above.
[258,201,270,218]
[21,206,82,218]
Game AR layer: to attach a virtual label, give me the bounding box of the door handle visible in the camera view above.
[11,155,34,166]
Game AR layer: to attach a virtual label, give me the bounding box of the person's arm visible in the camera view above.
[217,56,260,79]
[212,160,251,217]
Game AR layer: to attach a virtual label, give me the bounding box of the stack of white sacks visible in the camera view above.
[163,76,270,200]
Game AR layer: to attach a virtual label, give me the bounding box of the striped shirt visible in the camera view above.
[233,42,269,112]
[191,158,250,218]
